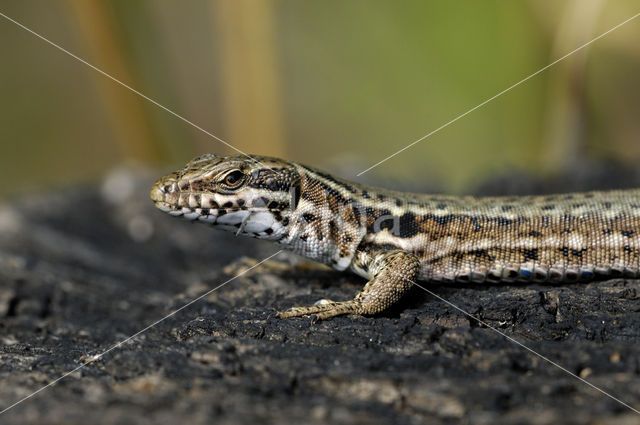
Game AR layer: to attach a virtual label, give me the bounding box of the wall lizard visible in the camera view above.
[150,154,640,320]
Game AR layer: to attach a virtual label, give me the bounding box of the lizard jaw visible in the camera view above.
[150,176,287,239]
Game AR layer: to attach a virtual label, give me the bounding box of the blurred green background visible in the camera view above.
[0,0,639,198]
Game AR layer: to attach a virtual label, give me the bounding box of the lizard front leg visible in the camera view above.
[278,249,420,320]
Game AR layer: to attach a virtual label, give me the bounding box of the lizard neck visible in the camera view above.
[280,164,368,270]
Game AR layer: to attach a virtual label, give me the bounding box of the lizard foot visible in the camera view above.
[278,250,420,320]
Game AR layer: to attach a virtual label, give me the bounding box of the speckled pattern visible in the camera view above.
[152,154,640,319]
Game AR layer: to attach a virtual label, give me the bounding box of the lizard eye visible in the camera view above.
[223,170,244,187]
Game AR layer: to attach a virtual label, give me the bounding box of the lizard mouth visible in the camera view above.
[150,177,281,235]
[150,177,225,219]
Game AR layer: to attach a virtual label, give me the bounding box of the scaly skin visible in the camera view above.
[150,154,640,320]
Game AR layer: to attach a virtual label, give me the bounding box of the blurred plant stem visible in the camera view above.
[212,0,286,157]
[67,0,162,163]
[541,0,604,174]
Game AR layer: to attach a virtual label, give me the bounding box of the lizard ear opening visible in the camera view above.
[290,180,301,211]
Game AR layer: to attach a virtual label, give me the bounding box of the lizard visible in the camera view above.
[150,153,640,320]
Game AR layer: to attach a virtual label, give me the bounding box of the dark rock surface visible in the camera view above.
[0,165,639,425]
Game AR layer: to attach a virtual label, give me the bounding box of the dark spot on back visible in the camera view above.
[427,214,456,227]
[313,170,356,193]
[473,249,489,259]
[470,217,483,232]
[521,248,538,261]
[399,213,419,237]
[494,217,513,226]
[571,248,587,258]
[222,201,233,208]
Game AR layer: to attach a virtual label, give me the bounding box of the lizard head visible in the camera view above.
[150,154,301,239]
